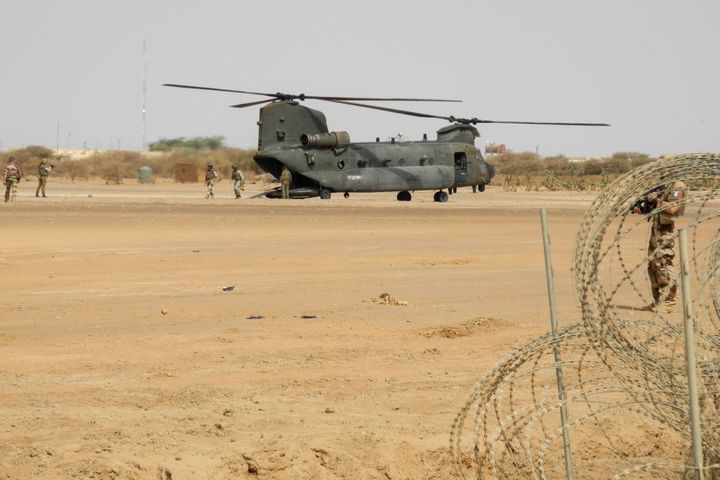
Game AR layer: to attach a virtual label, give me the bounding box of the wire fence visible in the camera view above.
[451,153,720,479]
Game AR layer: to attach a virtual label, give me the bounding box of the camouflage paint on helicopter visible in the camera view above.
[253,100,493,201]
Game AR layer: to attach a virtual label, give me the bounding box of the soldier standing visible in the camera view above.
[204,163,218,199]
[231,164,245,199]
[280,166,292,199]
[640,181,687,310]
[3,157,22,203]
[36,159,53,198]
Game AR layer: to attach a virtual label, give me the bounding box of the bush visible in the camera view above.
[495,151,544,175]
[49,147,262,182]
[492,150,654,178]
[63,162,89,182]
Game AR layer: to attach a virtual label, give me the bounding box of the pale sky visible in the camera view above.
[1,0,718,157]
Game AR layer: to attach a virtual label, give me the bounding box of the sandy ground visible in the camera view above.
[0,178,599,479]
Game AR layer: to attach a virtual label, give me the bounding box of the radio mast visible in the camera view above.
[142,38,148,150]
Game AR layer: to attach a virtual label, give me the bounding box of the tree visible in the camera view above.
[149,136,226,152]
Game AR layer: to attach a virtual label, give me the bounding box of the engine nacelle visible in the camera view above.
[301,131,350,148]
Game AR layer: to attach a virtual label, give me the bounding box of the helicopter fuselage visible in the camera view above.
[253,100,495,198]
[257,140,492,193]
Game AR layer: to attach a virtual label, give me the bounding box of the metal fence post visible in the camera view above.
[540,208,575,480]
[679,228,705,480]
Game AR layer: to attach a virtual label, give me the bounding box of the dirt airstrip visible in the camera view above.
[0,180,597,479]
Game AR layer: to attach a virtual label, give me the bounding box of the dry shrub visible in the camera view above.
[495,173,622,192]
[490,150,655,191]
[45,147,261,182]
[157,148,261,180]
[62,161,89,182]
[82,151,144,184]
[495,151,543,175]
[581,152,652,174]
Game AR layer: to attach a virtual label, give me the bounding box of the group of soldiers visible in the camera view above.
[204,162,248,199]
[4,156,294,202]
[204,162,292,199]
[3,157,53,203]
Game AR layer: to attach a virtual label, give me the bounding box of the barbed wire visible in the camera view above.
[452,154,720,479]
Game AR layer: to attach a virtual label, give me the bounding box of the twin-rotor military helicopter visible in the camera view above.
[164,83,608,202]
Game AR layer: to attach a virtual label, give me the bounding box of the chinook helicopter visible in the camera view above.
[164,84,608,202]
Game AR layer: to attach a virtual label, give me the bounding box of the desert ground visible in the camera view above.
[0,178,599,479]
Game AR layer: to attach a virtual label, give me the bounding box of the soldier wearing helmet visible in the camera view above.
[204,163,218,199]
[279,166,292,199]
[231,164,245,199]
[36,159,53,198]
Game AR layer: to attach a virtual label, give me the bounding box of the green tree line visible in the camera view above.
[149,136,226,151]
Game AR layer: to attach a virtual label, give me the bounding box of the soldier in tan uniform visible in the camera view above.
[204,163,218,199]
[231,164,245,199]
[3,157,22,203]
[36,159,52,198]
[279,166,292,199]
[642,181,687,309]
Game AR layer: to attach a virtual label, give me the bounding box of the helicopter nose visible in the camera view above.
[487,163,496,180]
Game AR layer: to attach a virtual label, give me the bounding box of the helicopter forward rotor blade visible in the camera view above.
[164,83,277,98]
[230,99,277,109]
[324,99,453,120]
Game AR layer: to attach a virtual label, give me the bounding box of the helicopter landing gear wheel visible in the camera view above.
[397,191,412,202]
[320,188,332,200]
[344,192,350,199]
[433,191,448,203]
[478,183,486,192]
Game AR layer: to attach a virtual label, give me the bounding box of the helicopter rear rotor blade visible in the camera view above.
[470,119,610,127]
[307,95,461,102]
[322,99,610,127]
